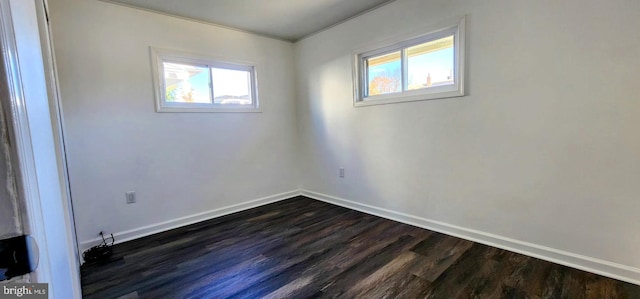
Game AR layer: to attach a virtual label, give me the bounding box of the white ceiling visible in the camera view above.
[101,0,395,42]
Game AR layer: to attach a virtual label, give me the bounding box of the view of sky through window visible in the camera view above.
[211,68,252,105]
[367,51,401,96]
[365,35,454,97]
[163,62,211,103]
[408,35,454,90]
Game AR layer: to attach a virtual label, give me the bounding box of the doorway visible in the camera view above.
[0,0,81,298]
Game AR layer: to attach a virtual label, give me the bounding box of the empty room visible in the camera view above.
[1,0,640,298]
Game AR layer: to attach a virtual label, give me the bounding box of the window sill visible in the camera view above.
[354,88,464,107]
[156,106,262,113]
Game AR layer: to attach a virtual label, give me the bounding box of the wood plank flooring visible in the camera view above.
[81,196,640,298]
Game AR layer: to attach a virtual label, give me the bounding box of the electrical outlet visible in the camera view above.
[125,191,136,204]
[339,167,345,178]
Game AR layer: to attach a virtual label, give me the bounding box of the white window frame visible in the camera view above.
[353,17,465,107]
[150,47,260,113]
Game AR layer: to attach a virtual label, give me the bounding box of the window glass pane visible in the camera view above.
[407,35,454,90]
[366,51,401,96]
[163,62,211,103]
[211,68,252,105]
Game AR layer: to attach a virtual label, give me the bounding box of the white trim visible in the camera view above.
[150,47,261,113]
[301,189,640,286]
[76,187,640,285]
[352,16,465,107]
[0,1,82,298]
[0,0,52,285]
[35,0,82,295]
[79,190,301,256]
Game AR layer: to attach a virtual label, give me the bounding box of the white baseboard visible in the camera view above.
[78,188,640,285]
[301,189,640,286]
[79,190,301,256]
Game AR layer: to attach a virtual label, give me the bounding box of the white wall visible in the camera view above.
[48,0,299,249]
[295,0,640,281]
[48,0,640,285]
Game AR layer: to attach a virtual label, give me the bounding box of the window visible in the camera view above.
[151,48,259,112]
[354,17,465,106]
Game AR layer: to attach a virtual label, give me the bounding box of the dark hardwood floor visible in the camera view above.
[81,196,640,299]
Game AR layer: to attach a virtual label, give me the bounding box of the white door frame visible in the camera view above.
[0,0,81,298]
[35,0,82,265]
